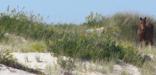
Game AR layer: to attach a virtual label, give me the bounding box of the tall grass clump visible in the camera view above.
[47,31,144,66]
[0,8,55,40]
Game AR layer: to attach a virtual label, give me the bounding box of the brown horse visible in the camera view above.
[138,17,154,46]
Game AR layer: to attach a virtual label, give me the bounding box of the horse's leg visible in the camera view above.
[148,38,153,50]
[146,40,152,50]
[139,39,144,50]
[150,38,154,46]
[138,37,142,50]
[138,42,142,50]
[145,40,149,46]
[138,33,145,50]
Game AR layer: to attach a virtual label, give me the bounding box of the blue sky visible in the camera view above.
[0,0,156,24]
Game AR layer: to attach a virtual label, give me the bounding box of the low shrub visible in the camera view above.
[48,32,144,66]
[21,41,47,52]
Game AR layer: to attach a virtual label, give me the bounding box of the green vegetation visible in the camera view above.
[0,49,15,65]
[25,41,47,52]
[1,9,156,67]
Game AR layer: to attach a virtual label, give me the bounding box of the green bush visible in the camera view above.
[47,31,144,66]
[29,41,47,52]
[21,41,47,52]
[119,41,144,66]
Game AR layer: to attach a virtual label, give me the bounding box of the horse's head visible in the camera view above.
[139,17,146,31]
